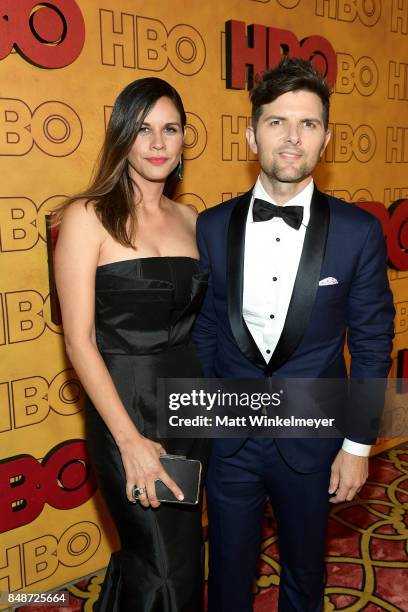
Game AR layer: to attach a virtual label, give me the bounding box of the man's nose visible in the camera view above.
[286,124,301,145]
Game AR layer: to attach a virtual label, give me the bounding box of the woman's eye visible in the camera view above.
[139,126,150,133]
[164,126,177,133]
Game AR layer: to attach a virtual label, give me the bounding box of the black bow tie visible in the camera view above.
[252,198,303,230]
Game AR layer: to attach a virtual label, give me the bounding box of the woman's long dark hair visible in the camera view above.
[55,78,186,248]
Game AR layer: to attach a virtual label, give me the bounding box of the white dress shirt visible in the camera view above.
[242,177,371,457]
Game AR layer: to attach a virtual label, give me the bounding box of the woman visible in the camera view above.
[54,78,208,612]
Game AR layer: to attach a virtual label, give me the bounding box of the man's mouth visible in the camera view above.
[278,150,302,159]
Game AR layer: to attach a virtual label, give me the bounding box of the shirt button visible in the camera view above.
[273,276,277,281]
[270,314,274,319]
[276,237,280,242]
[266,349,271,354]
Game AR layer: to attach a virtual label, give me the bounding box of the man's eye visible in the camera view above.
[303,121,316,128]
[270,120,281,126]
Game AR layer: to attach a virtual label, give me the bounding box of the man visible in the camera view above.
[192,58,394,612]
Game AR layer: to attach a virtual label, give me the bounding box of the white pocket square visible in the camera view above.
[319,277,338,286]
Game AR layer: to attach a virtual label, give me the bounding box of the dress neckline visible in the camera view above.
[96,255,199,271]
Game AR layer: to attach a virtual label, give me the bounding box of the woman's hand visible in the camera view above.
[120,435,184,508]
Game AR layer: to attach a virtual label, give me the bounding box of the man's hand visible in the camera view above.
[328,448,369,504]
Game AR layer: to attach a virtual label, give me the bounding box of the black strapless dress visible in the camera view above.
[84,257,209,612]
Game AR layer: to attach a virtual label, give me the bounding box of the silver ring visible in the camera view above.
[132,486,145,500]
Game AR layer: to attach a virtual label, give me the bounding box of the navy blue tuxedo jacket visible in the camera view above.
[192,187,395,472]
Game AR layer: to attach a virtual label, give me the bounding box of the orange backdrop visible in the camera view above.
[0,0,407,602]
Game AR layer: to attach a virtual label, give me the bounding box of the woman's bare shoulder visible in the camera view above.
[173,200,198,226]
[60,199,106,235]
[60,198,98,223]
[57,199,108,254]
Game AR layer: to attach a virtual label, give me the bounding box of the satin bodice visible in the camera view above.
[94,256,208,355]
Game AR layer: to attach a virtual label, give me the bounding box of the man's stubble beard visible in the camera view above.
[261,149,323,185]
[263,160,313,184]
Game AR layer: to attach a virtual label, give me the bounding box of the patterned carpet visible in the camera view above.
[18,443,408,612]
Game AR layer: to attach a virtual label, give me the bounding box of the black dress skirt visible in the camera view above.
[84,257,209,612]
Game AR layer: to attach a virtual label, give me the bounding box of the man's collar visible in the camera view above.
[248,177,314,227]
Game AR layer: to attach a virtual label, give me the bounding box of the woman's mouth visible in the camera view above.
[145,157,169,165]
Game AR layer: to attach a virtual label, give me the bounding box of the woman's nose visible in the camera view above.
[151,131,165,149]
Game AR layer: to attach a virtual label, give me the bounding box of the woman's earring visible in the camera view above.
[177,156,184,180]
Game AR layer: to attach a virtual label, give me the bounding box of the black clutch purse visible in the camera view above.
[156,454,202,505]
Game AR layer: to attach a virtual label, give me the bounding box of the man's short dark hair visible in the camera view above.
[250,58,331,130]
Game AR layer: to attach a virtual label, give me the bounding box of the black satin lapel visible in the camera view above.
[265,188,330,375]
[227,189,266,369]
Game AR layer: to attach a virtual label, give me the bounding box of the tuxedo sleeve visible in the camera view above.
[192,215,218,377]
[346,216,395,444]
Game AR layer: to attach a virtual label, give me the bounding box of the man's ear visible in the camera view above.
[320,129,331,158]
[246,125,258,155]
